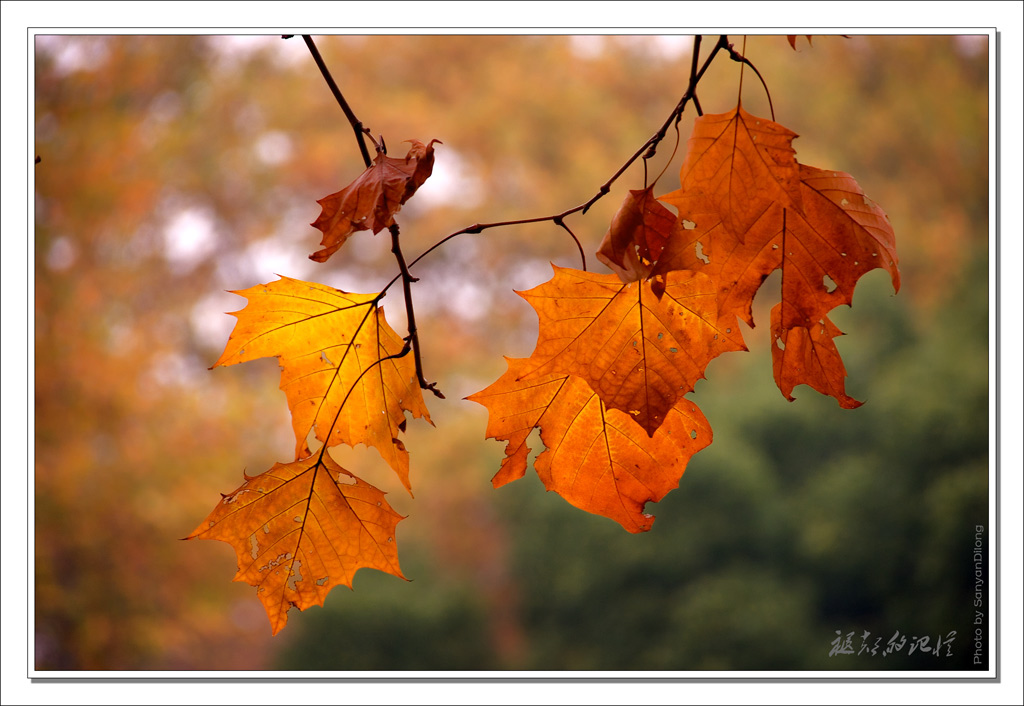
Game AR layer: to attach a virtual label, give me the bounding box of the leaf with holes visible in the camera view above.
[310,139,441,262]
[657,135,899,406]
[468,357,711,532]
[186,452,404,635]
[212,276,432,493]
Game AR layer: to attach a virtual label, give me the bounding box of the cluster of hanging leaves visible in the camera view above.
[189,88,899,633]
[469,103,899,533]
[187,140,439,634]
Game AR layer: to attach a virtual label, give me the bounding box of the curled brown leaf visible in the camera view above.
[310,138,441,262]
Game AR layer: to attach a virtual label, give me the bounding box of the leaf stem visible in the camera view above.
[302,35,374,168]
[553,217,586,270]
[723,36,776,121]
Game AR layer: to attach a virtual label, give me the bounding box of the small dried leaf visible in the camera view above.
[310,139,441,262]
[596,185,677,283]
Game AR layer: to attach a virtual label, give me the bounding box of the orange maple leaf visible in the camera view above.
[186,452,404,635]
[212,276,431,493]
[657,126,899,406]
[468,358,711,532]
[310,139,441,263]
[515,266,741,436]
[679,106,802,243]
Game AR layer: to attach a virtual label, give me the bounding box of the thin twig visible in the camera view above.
[354,35,728,399]
[302,35,374,168]
[301,39,439,398]
[389,223,444,399]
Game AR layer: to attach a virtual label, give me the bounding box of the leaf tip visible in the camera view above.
[839,396,864,410]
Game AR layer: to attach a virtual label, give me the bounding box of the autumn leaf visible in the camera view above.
[186,452,405,635]
[212,276,431,493]
[515,266,741,435]
[596,185,677,283]
[468,358,711,532]
[679,106,802,242]
[310,139,441,263]
[657,126,899,407]
[787,35,813,50]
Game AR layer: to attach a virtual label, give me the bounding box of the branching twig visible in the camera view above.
[305,34,734,401]
[402,35,727,274]
[302,37,439,398]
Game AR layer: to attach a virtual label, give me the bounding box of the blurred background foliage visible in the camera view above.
[33,33,990,671]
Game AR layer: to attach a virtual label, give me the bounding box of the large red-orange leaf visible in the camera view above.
[657,161,899,405]
[212,276,431,493]
[186,452,404,634]
[516,266,741,436]
[770,305,861,408]
[679,106,802,242]
[310,139,441,263]
[596,185,677,283]
[467,358,711,532]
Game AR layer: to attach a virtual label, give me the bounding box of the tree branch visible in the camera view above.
[689,35,705,117]
[302,35,374,168]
